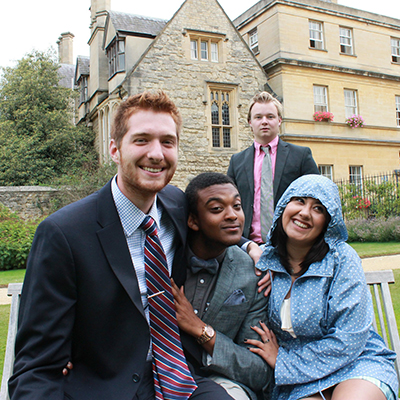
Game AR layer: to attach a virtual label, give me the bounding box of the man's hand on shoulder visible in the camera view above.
[247,241,263,265]
[246,242,271,296]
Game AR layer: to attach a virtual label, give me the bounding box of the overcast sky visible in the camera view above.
[1,0,400,69]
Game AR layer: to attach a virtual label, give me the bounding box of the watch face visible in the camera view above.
[205,325,214,337]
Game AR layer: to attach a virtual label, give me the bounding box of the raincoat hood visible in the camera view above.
[267,174,348,248]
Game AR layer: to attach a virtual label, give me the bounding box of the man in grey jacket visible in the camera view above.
[172,172,272,400]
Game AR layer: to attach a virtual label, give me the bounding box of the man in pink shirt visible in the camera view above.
[227,92,319,243]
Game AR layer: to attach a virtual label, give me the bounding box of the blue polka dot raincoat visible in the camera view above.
[256,174,398,400]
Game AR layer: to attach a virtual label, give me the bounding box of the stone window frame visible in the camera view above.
[313,85,329,113]
[106,38,126,78]
[186,29,225,63]
[204,82,238,151]
[318,165,333,180]
[309,20,324,50]
[396,95,400,127]
[99,101,120,164]
[391,37,400,64]
[339,26,354,55]
[78,75,88,106]
[344,89,358,119]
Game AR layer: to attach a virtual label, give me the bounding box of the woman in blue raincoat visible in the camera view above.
[246,174,398,400]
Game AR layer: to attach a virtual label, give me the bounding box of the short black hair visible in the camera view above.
[185,172,237,216]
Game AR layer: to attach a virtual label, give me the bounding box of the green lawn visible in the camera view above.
[0,305,10,381]
[0,269,26,288]
[349,241,400,258]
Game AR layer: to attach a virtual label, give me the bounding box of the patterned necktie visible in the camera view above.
[141,216,197,400]
[260,146,274,242]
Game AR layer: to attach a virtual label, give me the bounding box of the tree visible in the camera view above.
[0,50,97,186]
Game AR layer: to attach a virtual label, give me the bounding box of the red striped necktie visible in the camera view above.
[141,216,197,400]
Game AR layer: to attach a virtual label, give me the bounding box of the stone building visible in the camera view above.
[234,0,400,181]
[75,0,269,189]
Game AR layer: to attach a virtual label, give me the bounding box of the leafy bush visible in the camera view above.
[0,50,98,186]
[0,205,40,270]
[346,217,400,242]
[49,163,117,213]
[338,179,400,220]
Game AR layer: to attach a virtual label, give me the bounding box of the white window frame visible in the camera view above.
[344,89,358,118]
[190,40,198,60]
[349,165,363,191]
[391,38,400,63]
[201,41,208,61]
[309,21,324,50]
[396,96,400,127]
[340,27,353,55]
[189,35,221,62]
[249,28,259,54]
[313,86,328,112]
[318,165,333,180]
[211,42,218,62]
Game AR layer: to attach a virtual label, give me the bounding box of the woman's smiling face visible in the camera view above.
[282,197,328,249]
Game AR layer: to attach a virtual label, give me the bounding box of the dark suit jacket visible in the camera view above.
[227,138,319,238]
[182,246,271,400]
[9,180,188,400]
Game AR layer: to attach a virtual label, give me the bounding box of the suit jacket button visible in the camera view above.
[132,373,140,383]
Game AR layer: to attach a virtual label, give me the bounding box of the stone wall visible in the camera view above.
[0,186,58,220]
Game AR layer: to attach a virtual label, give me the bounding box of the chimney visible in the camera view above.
[57,32,75,65]
[90,0,111,30]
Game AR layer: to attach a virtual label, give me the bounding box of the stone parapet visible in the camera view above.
[0,186,58,220]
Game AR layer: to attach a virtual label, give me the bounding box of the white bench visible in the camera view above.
[1,271,399,398]
[0,283,22,400]
[364,270,400,383]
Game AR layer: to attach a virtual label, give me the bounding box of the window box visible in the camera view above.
[313,111,334,122]
[345,115,364,128]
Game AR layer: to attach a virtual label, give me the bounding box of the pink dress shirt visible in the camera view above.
[249,136,279,243]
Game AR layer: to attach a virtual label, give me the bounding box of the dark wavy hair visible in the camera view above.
[185,172,237,216]
[271,210,331,276]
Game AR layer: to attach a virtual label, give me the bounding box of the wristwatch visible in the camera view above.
[196,324,215,344]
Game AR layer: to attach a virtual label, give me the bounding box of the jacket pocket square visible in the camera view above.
[224,289,247,305]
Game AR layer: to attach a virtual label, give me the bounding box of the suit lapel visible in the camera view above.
[96,181,145,318]
[244,146,255,195]
[157,187,188,287]
[274,139,289,200]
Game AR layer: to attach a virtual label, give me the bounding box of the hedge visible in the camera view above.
[0,204,39,270]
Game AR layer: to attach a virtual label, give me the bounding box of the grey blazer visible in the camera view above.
[184,246,271,399]
[227,138,319,238]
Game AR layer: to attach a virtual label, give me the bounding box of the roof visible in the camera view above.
[74,55,90,84]
[107,11,167,36]
[76,55,90,76]
[58,63,75,89]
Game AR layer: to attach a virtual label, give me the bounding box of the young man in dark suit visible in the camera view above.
[227,92,319,244]
[9,92,233,400]
[172,172,271,400]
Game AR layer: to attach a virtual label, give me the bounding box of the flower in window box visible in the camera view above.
[345,115,364,128]
[313,111,334,122]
